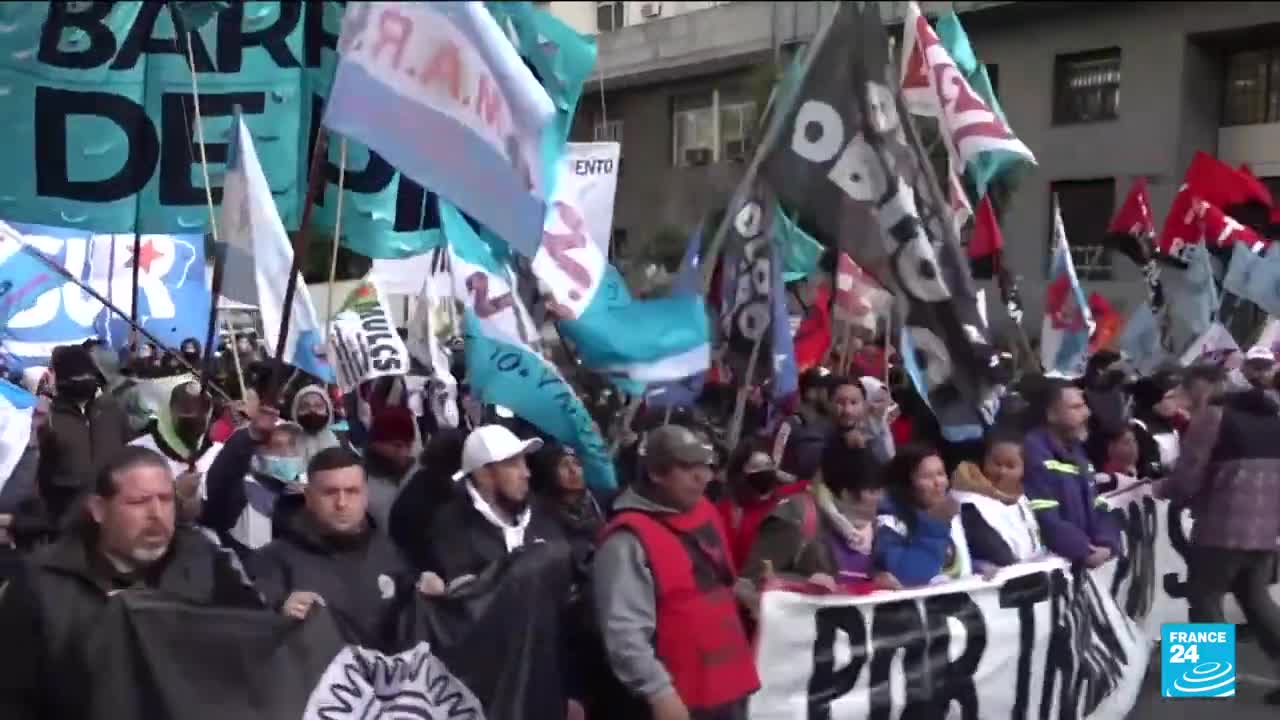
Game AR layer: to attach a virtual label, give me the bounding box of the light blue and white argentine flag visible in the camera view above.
[440,201,616,492]
[535,151,710,395]
[0,378,36,497]
[220,117,332,383]
[324,1,557,259]
[1040,196,1094,379]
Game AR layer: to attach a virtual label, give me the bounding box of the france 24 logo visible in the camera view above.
[1161,623,1235,698]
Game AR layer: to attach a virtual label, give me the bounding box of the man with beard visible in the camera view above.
[826,376,893,464]
[420,424,566,584]
[0,446,263,720]
[1023,379,1122,568]
[129,381,220,525]
[37,344,131,528]
[289,384,344,464]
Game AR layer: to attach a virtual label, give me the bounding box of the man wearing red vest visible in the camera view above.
[594,425,759,720]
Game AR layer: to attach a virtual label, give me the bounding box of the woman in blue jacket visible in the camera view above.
[875,444,973,586]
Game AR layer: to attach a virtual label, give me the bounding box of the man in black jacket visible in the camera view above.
[249,447,440,651]
[0,446,263,720]
[37,344,132,527]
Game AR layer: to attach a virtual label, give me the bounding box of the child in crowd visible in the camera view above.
[952,432,1044,574]
[741,442,899,599]
[875,444,972,586]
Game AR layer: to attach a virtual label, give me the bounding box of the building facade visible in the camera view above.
[558,1,1280,330]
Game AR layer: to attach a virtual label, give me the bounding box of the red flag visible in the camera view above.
[1104,177,1155,264]
[968,195,1003,279]
[793,282,833,371]
[1087,292,1121,354]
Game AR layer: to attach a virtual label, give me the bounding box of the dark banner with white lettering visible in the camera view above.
[761,2,998,435]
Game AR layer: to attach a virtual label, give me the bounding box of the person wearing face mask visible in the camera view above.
[37,344,130,529]
[713,440,805,575]
[0,447,263,720]
[742,441,898,599]
[128,381,221,526]
[201,404,308,560]
[289,384,343,463]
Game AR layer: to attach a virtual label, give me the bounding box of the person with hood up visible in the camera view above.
[1022,378,1122,568]
[37,344,131,528]
[875,444,973,586]
[714,439,806,575]
[532,442,609,568]
[952,431,1044,573]
[1158,381,1280,705]
[594,424,758,720]
[0,446,263,720]
[1129,370,1188,478]
[128,380,221,525]
[289,384,344,463]
[363,406,419,533]
[201,405,308,558]
[249,447,444,651]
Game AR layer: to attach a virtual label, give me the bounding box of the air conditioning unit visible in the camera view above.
[725,139,750,161]
[684,148,712,166]
[641,2,663,18]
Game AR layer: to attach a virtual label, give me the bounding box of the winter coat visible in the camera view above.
[199,428,305,560]
[1161,389,1280,551]
[1022,427,1122,562]
[0,525,262,720]
[741,482,876,585]
[951,462,1043,567]
[249,511,413,651]
[874,496,972,586]
[36,394,130,526]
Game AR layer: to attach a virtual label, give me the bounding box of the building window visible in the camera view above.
[672,93,715,167]
[593,119,623,144]
[1053,48,1121,125]
[1050,179,1116,282]
[596,1,624,32]
[1223,48,1280,126]
[720,101,757,162]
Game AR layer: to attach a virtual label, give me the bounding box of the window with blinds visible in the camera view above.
[1053,48,1122,125]
[1223,47,1280,126]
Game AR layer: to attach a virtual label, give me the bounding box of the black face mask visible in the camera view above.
[56,379,98,401]
[745,470,777,495]
[296,412,329,434]
[173,417,207,447]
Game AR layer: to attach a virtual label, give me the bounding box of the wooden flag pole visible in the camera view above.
[324,139,349,340]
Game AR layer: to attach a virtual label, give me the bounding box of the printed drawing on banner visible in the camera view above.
[720,194,774,383]
[1161,624,1235,698]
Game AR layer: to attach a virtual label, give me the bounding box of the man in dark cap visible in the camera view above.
[594,425,758,720]
[37,344,131,527]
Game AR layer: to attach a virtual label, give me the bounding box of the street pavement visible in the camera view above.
[1128,635,1276,718]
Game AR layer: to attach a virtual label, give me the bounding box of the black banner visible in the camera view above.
[761,2,997,431]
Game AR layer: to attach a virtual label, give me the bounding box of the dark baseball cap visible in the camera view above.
[642,425,715,470]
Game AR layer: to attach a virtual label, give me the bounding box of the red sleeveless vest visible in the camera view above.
[602,498,760,710]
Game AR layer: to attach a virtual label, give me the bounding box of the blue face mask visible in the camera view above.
[254,454,304,483]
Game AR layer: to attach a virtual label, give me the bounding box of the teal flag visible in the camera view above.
[462,309,617,493]
[935,12,1027,198]
[774,206,824,283]
[0,2,440,257]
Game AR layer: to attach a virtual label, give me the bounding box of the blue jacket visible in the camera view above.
[1022,427,1122,562]
[873,497,953,586]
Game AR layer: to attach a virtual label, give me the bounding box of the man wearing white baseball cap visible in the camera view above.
[422,424,568,584]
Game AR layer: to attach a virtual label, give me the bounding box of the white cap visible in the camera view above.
[453,424,544,480]
[1245,345,1275,362]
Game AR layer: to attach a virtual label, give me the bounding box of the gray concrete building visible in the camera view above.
[564,1,1280,330]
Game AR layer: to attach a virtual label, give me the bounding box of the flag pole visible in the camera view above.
[325,139,349,339]
[129,231,141,358]
[222,315,248,400]
[18,244,230,401]
[698,4,840,295]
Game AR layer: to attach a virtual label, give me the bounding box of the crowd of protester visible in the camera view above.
[1,332,1279,719]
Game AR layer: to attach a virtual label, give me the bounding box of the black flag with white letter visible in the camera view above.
[761,2,999,435]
